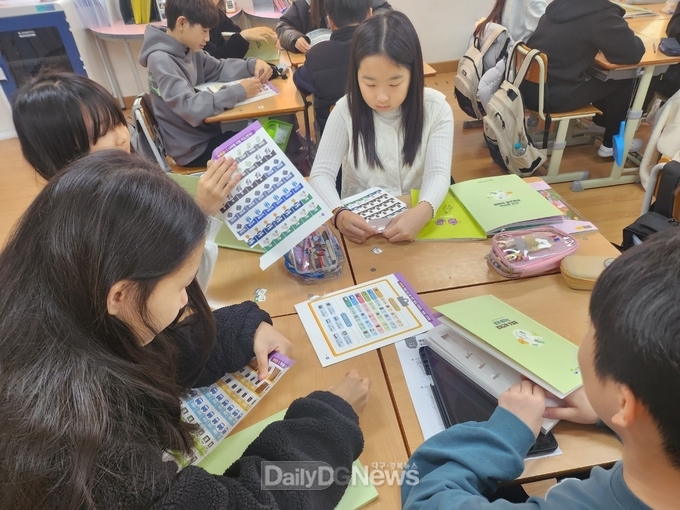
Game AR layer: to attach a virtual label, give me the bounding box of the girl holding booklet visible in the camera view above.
[11,71,237,290]
[309,11,454,244]
[0,150,370,510]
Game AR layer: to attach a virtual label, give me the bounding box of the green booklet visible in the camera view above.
[199,410,379,510]
[435,295,582,397]
[411,189,486,241]
[449,175,564,234]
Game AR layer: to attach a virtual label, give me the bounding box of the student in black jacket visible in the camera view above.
[293,0,372,135]
[523,0,645,158]
[205,0,277,60]
[0,151,369,510]
[643,2,680,110]
[277,0,390,53]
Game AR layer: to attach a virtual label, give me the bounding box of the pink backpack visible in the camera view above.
[487,227,578,278]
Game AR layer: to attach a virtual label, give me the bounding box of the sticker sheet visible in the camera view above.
[295,273,438,367]
[197,81,279,107]
[214,122,332,269]
[174,352,295,467]
[342,187,407,232]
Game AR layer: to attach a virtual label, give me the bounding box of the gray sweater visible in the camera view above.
[139,25,256,165]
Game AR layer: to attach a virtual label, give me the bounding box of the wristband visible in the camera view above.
[333,207,349,229]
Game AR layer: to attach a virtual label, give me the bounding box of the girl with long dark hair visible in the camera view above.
[0,150,369,509]
[309,11,453,244]
[473,0,548,43]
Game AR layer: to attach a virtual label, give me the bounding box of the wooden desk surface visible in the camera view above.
[205,76,305,123]
[205,239,356,318]
[344,230,619,295]
[230,313,407,508]
[380,275,623,482]
[595,24,680,69]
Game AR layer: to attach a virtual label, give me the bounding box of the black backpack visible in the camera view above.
[622,161,680,250]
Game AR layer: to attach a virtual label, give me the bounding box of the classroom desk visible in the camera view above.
[576,14,680,191]
[230,313,408,508]
[342,230,617,295]
[90,12,243,108]
[379,275,623,483]
[204,236,355,318]
[284,49,438,77]
[204,74,306,123]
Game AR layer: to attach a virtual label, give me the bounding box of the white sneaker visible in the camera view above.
[597,138,644,158]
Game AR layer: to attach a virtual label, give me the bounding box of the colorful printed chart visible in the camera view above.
[174,352,294,466]
[296,274,438,367]
[214,122,332,269]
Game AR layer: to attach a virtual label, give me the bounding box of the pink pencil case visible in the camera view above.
[487,227,578,278]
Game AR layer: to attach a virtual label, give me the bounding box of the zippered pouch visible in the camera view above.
[487,227,578,278]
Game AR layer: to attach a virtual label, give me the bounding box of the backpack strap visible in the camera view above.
[512,47,541,87]
[478,24,508,56]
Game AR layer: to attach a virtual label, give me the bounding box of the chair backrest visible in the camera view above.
[513,43,548,120]
[132,93,170,171]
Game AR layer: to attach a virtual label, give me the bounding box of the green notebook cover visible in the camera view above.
[168,173,264,253]
[435,295,582,395]
[198,410,379,510]
[449,175,564,234]
[411,189,486,241]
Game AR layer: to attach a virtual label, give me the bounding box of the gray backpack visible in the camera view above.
[482,43,546,176]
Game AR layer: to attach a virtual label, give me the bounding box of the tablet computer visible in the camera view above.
[420,345,558,457]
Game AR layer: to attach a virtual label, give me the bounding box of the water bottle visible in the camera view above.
[513,141,527,157]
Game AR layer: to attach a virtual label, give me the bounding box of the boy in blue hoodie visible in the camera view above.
[139,0,272,167]
[403,229,680,509]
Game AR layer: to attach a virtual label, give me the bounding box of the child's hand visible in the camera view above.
[328,370,371,415]
[336,210,378,244]
[252,322,294,381]
[543,387,599,425]
[240,77,262,98]
[382,202,432,243]
[241,26,277,44]
[195,156,241,216]
[253,59,273,83]
[294,36,310,53]
[499,381,546,438]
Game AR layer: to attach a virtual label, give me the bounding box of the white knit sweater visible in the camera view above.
[309,87,454,213]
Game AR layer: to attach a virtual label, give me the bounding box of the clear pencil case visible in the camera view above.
[487,227,578,278]
[284,226,345,283]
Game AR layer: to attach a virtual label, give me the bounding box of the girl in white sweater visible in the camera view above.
[309,11,454,244]
[474,0,549,43]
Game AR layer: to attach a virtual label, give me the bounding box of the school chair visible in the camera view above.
[641,158,680,221]
[514,43,603,185]
[132,93,204,175]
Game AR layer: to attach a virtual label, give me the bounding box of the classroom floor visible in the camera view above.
[0,71,648,248]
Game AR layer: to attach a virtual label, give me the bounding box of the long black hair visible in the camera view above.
[0,150,215,509]
[12,72,127,181]
[347,11,424,169]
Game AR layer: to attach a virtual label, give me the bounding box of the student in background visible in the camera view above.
[473,0,549,43]
[276,0,391,53]
[205,0,277,60]
[309,11,453,244]
[11,72,238,290]
[402,229,680,509]
[523,0,645,158]
[139,0,273,168]
[0,150,370,509]
[293,0,372,135]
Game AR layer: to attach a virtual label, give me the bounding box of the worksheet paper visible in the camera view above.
[173,352,295,467]
[196,81,279,107]
[296,273,438,367]
[214,122,332,269]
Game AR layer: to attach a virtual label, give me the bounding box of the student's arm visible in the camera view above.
[524,0,548,39]
[276,0,309,52]
[593,10,645,65]
[418,99,455,214]
[147,53,246,126]
[292,64,316,96]
[200,51,256,83]
[667,1,680,40]
[156,390,364,509]
[174,301,271,388]
[205,12,250,60]
[402,408,540,509]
